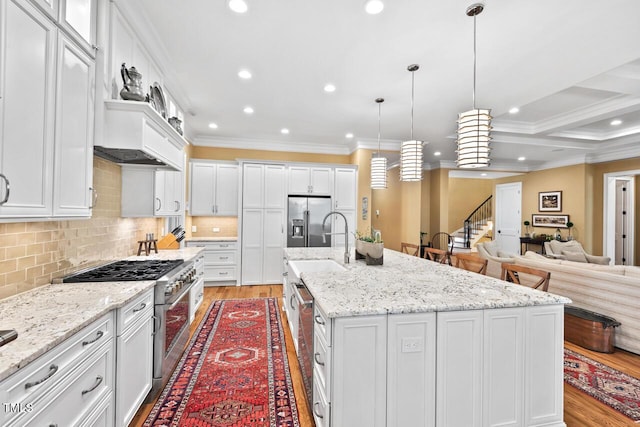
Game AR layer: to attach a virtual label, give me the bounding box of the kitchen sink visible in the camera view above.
[289,259,346,278]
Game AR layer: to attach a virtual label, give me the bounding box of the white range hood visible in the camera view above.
[97,100,187,171]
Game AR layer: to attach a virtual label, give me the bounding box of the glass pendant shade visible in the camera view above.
[370,156,387,189]
[456,108,492,168]
[400,139,423,181]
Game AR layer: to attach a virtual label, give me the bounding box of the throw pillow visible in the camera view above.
[584,254,611,265]
[562,250,588,263]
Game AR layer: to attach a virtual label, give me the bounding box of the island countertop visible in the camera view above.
[284,247,570,318]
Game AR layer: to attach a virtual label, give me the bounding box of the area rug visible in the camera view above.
[144,298,300,427]
[564,348,640,422]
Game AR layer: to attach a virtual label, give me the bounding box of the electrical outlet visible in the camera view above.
[191,225,197,233]
[401,337,423,353]
[213,227,220,233]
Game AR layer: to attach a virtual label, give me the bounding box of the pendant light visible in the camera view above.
[400,64,424,181]
[371,98,387,189]
[456,3,491,168]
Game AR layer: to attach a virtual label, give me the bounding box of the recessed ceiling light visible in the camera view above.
[509,107,520,114]
[434,151,441,156]
[364,0,384,14]
[610,119,622,126]
[228,0,248,13]
[238,69,252,79]
[345,133,354,139]
[324,83,336,93]
[243,106,254,114]
[208,122,218,129]
[281,128,290,134]
[481,173,487,177]
[518,156,526,161]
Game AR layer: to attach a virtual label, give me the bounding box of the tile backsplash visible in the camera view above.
[0,157,162,300]
[188,216,238,238]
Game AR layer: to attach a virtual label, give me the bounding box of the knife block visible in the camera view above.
[157,233,180,250]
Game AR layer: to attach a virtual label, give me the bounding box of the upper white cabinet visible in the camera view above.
[334,167,357,211]
[0,0,95,220]
[288,166,332,195]
[190,160,238,216]
[121,166,183,217]
[59,0,96,56]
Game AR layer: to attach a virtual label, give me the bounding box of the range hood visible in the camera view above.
[99,100,187,171]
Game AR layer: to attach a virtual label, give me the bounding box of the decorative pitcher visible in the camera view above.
[120,63,145,101]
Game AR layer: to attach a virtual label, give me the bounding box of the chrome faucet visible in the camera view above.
[321,211,350,264]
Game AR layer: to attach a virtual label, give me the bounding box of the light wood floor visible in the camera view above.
[131,285,640,427]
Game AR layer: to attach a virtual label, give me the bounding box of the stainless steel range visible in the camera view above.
[60,258,200,398]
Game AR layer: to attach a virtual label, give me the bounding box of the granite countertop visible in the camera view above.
[0,247,204,382]
[0,280,155,382]
[185,237,237,242]
[284,248,571,318]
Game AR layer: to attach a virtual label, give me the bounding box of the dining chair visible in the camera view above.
[423,247,451,265]
[500,263,551,292]
[453,253,488,275]
[400,242,420,257]
[431,232,454,254]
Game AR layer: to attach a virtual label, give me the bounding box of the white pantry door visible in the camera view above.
[495,182,522,255]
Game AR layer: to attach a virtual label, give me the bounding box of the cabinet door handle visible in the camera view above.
[314,315,325,325]
[25,364,58,389]
[82,330,104,346]
[133,302,147,313]
[282,271,288,276]
[313,402,324,419]
[81,375,103,395]
[314,352,325,366]
[88,187,97,209]
[155,197,162,211]
[212,204,215,213]
[174,201,180,212]
[152,315,159,336]
[290,294,296,310]
[0,173,10,205]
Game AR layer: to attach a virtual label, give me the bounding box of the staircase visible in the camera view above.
[451,196,492,250]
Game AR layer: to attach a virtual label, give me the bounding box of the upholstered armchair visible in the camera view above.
[476,241,516,279]
[543,240,611,264]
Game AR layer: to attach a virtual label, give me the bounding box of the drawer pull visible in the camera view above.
[81,375,103,395]
[282,271,288,276]
[314,352,325,366]
[290,295,296,310]
[49,424,58,427]
[313,402,324,419]
[314,315,325,326]
[219,244,229,247]
[219,272,229,275]
[219,256,229,260]
[25,364,58,389]
[132,302,147,313]
[82,330,104,346]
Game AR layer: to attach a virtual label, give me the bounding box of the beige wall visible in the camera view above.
[191,146,351,164]
[400,180,422,246]
[349,149,374,234]
[371,168,402,251]
[0,157,162,299]
[420,171,431,244]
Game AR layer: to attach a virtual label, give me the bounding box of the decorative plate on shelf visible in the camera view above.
[149,82,166,119]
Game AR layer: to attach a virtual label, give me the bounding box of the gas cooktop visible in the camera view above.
[62,259,185,282]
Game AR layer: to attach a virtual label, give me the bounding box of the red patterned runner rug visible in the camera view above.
[144,298,300,427]
[564,348,640,422]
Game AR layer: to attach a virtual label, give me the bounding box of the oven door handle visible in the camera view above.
[294,283,313,307]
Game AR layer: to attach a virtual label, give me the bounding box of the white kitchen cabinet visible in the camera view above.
[0,312,115,427]
[59,0,96,57]
[186,240,237,285]
[288,166,332,195]
[333,167,357,211]
[121,166,183,217]
[0,0,95,221]
[114,289,154,427]
[189,160,238,216]
[241,163,286,285]
[53,32,95,217]
[331,209,356,250]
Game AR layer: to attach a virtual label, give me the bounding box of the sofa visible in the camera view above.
[516,251,640,354]
[475,241,516,279]
[543,239,611,264]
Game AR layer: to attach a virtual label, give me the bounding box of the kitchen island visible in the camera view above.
[284,247,570,427]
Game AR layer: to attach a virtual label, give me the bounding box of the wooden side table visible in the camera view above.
[137,239,158,255]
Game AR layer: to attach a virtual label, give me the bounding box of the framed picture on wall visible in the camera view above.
[539,191,562,212]
[532,214,569,228]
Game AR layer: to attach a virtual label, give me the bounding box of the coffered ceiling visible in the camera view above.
[124,0,640,172]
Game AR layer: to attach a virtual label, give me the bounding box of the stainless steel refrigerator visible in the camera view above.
[287,196,332,247]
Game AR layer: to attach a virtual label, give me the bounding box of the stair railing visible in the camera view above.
[463,195,493,248]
